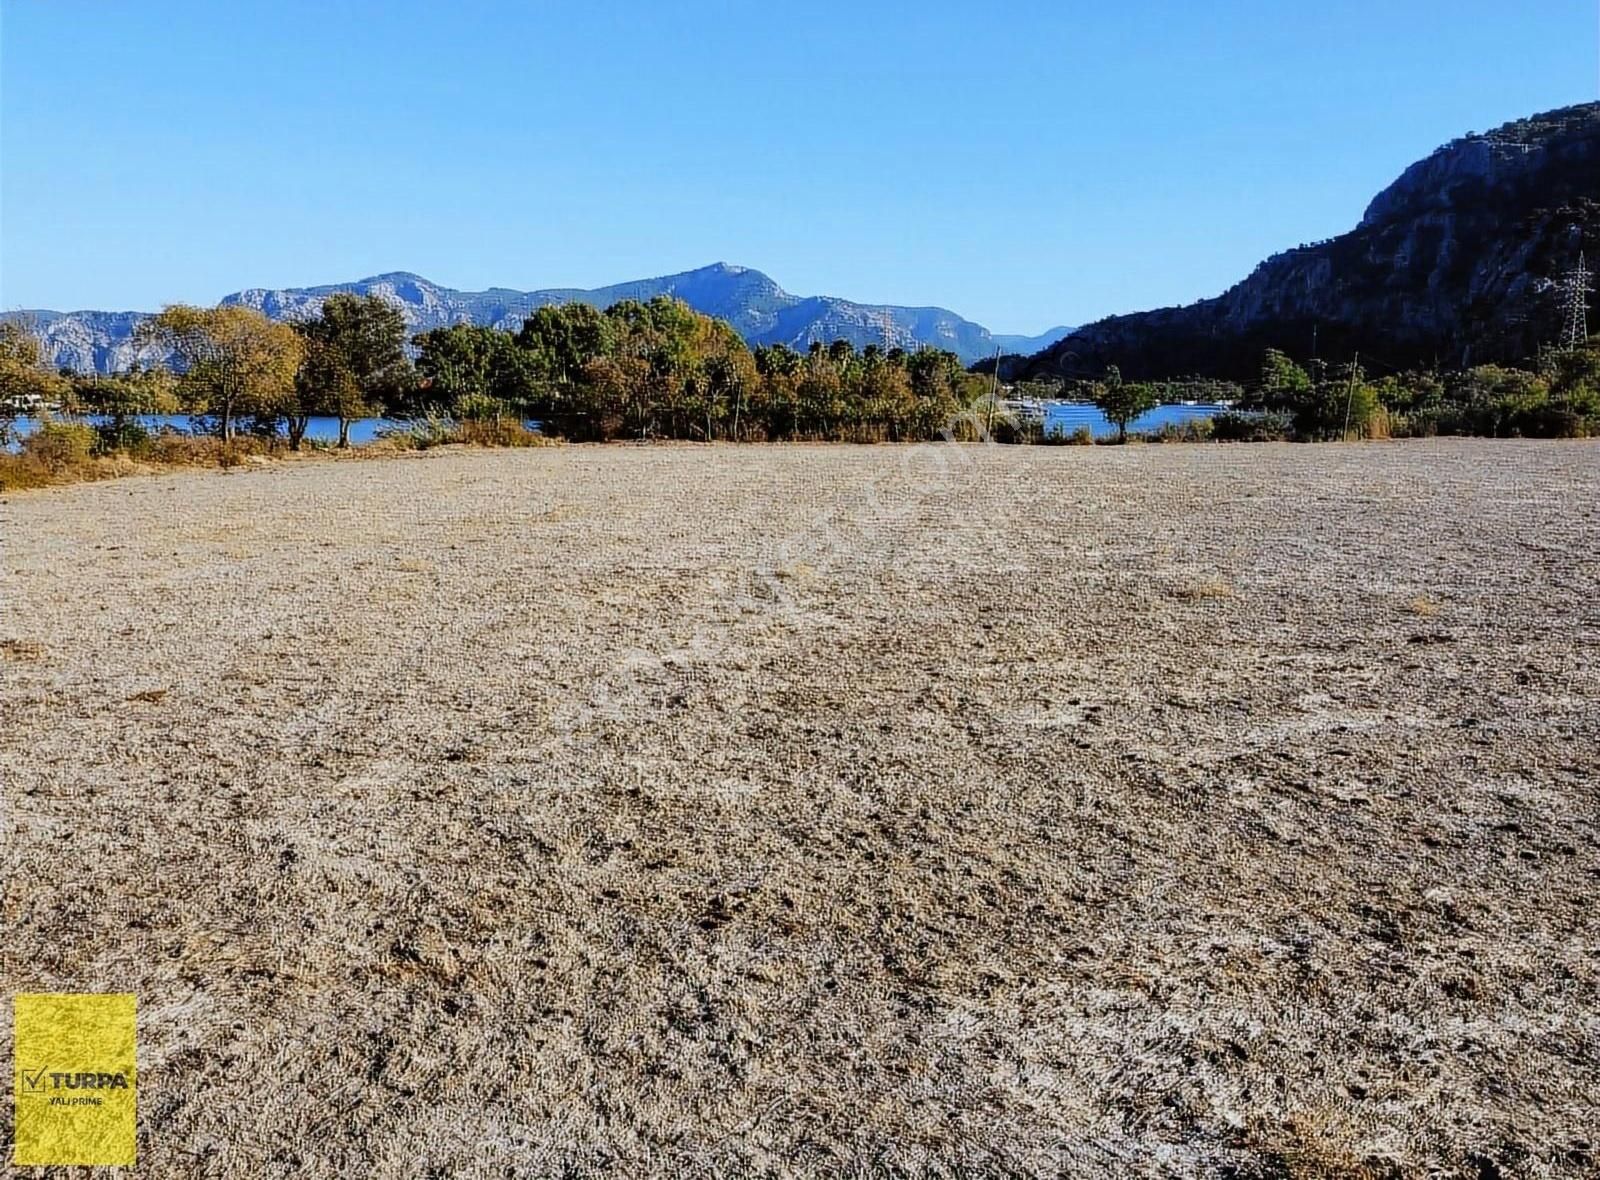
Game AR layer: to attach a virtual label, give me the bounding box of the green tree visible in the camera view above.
[1374,371,1445,421]
[1446,365,1550,436]
[904,349,965,439]
[1330,360,1379,440]
[290,336,357,449]
[71,366,181,451]
[71,366,180,417]
[689,316,756,441]
[1249,348,1312,414]
[1092,365,1159,442]
[753,343,802,439]
[413,324,536,417]
[1547,342,1600,431]
[293,293,412,446]
[796,345,846,437]
[858,351,915,440]
[517,304,615,385]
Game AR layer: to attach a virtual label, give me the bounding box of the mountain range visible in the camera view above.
[13,102,1595,383]
[5,265,1072,373]
[1021,102,1600,382]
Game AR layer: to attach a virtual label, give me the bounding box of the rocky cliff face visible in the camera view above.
[1025,103,1600,381]
[7,264,1040,372]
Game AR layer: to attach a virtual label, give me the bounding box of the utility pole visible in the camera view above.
[1341,351,1361,442]
[986,346,1001,435]
[1558,253,1592,352]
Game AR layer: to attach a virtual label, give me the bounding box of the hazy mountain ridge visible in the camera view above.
[993,327,1074,354]
[1023,102,1600,381]
[8,264,1064,372]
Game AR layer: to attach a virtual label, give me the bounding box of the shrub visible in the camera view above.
[93,419,151,456]
[1212,410,1292,442]
[1533,406,1587,439]
[1038,423,1095,446]
[145,431,221,466]
[456,393,510,423]
[988,416,1034,445]
[380,413,549,449]
[1150,417,1215,443]
[1362,407,1393,440]
[142,431,268,468]
[21,421,96,469]
[460,418,547,447]
[987,418,1014,444]
[382,416,461,450]
[0,455,55,491]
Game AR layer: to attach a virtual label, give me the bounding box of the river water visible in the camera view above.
[8,403,1229,448]
[5,414,403,448]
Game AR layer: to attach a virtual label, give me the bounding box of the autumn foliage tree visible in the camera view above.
[140,305,303,440]
[0,320,72,414]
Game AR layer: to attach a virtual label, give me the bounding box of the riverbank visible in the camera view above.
[0,415,547,492]
[2,440,1596,1175]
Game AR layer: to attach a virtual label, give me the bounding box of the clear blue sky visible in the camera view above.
[2,1,1596,333]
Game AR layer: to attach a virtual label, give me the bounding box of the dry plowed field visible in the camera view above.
[3,440,1597,1177]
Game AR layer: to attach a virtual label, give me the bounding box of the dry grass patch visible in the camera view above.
[1170,576,1236,601]
[1406,594,1442,617]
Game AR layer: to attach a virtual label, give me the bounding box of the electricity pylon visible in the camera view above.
[1558,253,1592,351]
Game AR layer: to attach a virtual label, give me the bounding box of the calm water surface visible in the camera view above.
[7,414,403,448]
[8,404,1228,448]
[1041,402,1226,438]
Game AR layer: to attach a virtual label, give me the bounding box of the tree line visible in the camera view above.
[1011,344,1600,442]
[3,295,988,447]
[5,297,1598,448]
[412,299,987,442]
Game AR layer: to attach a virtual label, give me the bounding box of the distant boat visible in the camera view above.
[1000,398,1048,423]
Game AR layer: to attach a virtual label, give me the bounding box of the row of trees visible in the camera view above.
[10,297,1599,447]
[1243,346,1600,439]
[135,297,411,446]
[18,296,987,446]
[2,299,414,449]
[410,300,985,442]
[1028,343,1600,441]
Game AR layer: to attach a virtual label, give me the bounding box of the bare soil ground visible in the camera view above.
[2,439,1598,1178]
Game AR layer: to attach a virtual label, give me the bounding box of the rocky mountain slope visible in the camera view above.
[8,264,1064,372]
[1023,102,1600,382]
